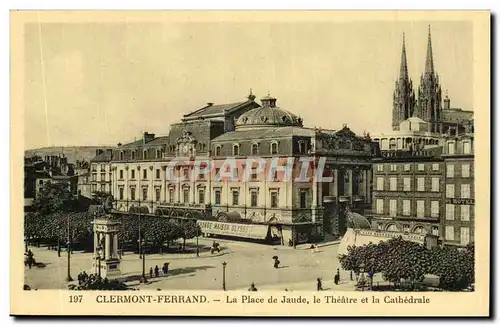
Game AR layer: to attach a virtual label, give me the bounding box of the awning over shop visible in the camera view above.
[197,220,269,240]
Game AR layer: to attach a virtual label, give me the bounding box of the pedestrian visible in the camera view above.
[317,278,323,291]
[334,273,340,285]
[336,268,341,281]
[274,258,280,269]
[163,262,169,276]
[27,249,34,269]
[154,265,159,278]
[350,270,353,281]
[149,267,153,278]
[248,282,258,291]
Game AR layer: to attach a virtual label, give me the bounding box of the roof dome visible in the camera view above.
[347,211,372,230]
[236,94,303,129]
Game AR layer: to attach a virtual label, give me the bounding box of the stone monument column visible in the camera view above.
[105,233,111,260]
[113,234,119,257]
[92,218,122,279]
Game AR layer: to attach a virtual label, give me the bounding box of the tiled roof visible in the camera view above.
[91,151,113,162]
[183,100,256,118]
[118,136,169,149]
[143,136,169,146]
[212,126,316,142]
[119,139,144,148]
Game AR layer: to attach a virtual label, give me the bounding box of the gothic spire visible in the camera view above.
[425,25,434,75]
[399,33,409,80]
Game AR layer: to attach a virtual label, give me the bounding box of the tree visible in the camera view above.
[31,181,78,216]
[428,244,474,291]
[178,219,200,252]
[68,272,129,290]
[338,237,474,291]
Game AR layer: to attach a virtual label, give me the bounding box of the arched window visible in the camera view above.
[270,142,278,155]
[251,143,259,155]
[131,150,136,160]
[232,144,240,156]
[155,149,160,159]
[215,145,221,156]
[120,151,124,160]
[143,150,148,160]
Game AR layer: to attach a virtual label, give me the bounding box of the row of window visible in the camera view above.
[117,167,277,182]
[375,199,440,218]
[446,184,472,199]
[91,173,112,182]
[376,223,439,236]
[446,140,472,155]
[118,187,304,209]
[118,148,166,161]
[376,176,440,192]
[118,168,162,180]
[376,163,440,173]
[445,204,472,221]
[215,142,282,157]
[444,226,471,245]
[446,164,471,178]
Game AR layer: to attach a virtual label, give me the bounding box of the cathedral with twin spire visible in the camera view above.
[392,26,473,135]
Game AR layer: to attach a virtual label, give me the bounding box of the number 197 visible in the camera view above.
[69,295,83,303]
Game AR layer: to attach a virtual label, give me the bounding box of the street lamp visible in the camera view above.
[196,226,200,257]
[139,238,147,284]
[359,263,365,292]
[96,245,103,278]
[66,214,73,282]
[57,225,61,257]
[222,261,227,291]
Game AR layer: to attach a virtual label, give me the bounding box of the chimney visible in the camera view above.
[106,149,113,159]
[444,90,451,110]
[143,132,155,144]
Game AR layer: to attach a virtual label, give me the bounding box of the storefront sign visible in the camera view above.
[446,198,475,205]
[197,220,269,239]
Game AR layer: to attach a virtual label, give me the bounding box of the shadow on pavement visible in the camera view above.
[168,265,215,276]
[121,265,215,283]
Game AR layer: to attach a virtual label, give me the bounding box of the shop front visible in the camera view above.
[196,220,270,242]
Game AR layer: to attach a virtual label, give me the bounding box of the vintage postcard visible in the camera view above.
[10,10,490,316]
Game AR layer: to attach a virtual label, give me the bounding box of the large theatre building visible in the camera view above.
[108,93,375,245]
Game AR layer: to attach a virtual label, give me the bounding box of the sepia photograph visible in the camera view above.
[10,10,490,316]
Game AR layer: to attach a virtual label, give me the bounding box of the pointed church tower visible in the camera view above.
[416,26,442,133]
[392,33,416,130]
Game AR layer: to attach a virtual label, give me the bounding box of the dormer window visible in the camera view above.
[155,149,161,159]
[215,145,221,156]
[233,144,240,156]
[270,142,278,155]
[143,150,148,160]
[120,151,124,160]
[251,143,259,155]
[131,150,136,160]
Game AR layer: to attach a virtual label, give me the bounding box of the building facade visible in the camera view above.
[90,149,114,195]
[441,133,475,246]
[106,93,375,245]
[369,149,443,237]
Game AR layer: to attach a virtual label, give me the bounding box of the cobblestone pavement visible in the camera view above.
[24,238,358,291]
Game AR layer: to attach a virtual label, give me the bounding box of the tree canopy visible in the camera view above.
[339,237,475,291]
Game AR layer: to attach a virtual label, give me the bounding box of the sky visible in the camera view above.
[23,19,473,150]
